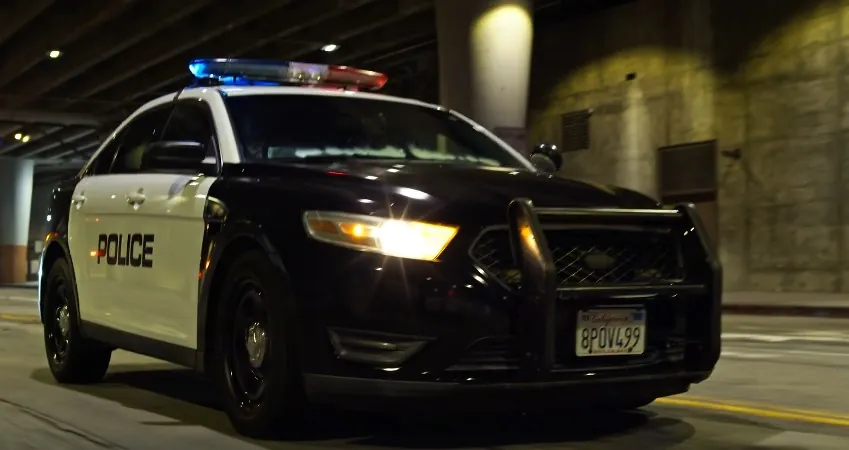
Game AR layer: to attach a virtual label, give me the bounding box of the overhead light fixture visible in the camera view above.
[13,133,21,140]
[320,44,340,52]
[47,49,62,59]
[21,135,30,143]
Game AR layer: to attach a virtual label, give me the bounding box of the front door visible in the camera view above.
[119,100,221,349]
[125,173,216,348]
[71,104,174,335]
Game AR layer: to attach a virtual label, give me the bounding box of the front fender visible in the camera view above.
[195,219,289,371]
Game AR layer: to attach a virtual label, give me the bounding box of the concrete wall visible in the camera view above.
[527,0,849,293]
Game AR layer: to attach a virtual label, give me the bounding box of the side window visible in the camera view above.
[160,101,219,170]
[109,106,171,174]
[84,137,121,176]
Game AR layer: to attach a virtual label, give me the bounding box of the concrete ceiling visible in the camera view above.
[0,0,631,166]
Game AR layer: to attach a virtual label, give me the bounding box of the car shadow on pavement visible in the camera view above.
[32,364,696,448]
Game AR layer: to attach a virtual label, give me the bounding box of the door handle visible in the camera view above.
[126,191,146,206]
[71,194,86,207]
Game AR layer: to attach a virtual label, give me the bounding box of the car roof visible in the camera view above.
[143,85,443,111]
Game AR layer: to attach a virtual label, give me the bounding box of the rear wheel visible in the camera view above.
[43,258,112,384]
[213,251,304,438]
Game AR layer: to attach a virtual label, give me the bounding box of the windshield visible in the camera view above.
[223,94,526,168]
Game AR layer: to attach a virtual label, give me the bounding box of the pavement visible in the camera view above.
[2,303,849,448]
[722,291,849,318]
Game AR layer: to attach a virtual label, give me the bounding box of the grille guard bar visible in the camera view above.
[506,199,723,376]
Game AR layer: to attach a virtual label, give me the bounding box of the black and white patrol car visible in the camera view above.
[39,59,721,437]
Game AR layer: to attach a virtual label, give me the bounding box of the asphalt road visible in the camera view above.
[2,291,849,449]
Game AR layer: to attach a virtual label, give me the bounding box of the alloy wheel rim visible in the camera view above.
[225,280,271,412]
[47,281,71,363]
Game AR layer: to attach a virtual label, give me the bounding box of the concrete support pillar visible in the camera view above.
[435,0,533,152]
[0,157,34,284]
[617,82,657,197]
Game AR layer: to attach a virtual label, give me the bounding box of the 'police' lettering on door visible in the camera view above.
[97,234,154,268]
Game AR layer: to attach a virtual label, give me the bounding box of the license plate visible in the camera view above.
[576,308,645,357]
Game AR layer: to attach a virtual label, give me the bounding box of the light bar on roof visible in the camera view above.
[187,58,388,90]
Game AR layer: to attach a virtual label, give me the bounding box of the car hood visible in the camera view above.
[279,160,659,210]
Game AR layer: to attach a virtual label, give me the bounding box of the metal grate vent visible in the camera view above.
[560,109,591,152]
[658,140,717,197]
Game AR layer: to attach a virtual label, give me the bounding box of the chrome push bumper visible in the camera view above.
[506,199,722,377]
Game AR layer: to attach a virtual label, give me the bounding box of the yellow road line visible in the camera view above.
[656,396,849,427]
[677,395,849,421]
[0,314,39,324]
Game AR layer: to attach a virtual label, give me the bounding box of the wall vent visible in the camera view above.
[657,140,717,199]
[560,109,591,152]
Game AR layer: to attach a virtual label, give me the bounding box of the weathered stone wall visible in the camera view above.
[528,0,849,292]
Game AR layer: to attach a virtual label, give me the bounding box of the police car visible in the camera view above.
[39,58,721,437]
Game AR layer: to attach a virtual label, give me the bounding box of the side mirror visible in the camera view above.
[141,140,208,173]
[529,143,562,174]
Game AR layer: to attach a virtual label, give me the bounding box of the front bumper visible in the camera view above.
[296,200,721,404]
[303,371,707,411]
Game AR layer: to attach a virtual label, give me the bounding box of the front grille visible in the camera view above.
[470,227,683,288]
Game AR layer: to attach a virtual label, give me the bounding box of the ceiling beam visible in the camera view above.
[0,125,100,158]
[311,11,434,66]
[0,126,62,156]
[34,158,86,168]
[49,141,101,161]
[100,0,382,103]
[27,43,437,162]
[243,0,432,60]
[0,0,132,89]
[0,0,54,46]
[7,0,437,161]
[16,129,95,158]
[364,41,437,71]
[106,0,431,106]
[47,0,295,109]
[0,109,102,127]
[0,0,215,111]
[10,115,119,159]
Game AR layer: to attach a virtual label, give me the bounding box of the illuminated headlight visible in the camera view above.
[303,211,459,261]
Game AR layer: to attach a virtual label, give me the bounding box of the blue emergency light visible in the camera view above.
[188,58,389,91]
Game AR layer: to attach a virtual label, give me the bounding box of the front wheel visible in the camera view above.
[42,258,112,384]
[213,251,305,438]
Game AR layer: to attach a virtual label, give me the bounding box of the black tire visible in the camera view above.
[43,258,112,384]
[212,250,305,438]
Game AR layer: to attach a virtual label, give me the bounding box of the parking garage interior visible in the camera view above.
[4,1,849,447]
[0,0,844,294]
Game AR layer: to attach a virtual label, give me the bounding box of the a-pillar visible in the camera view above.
[0,157,34,284]
[435,0,533,153]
